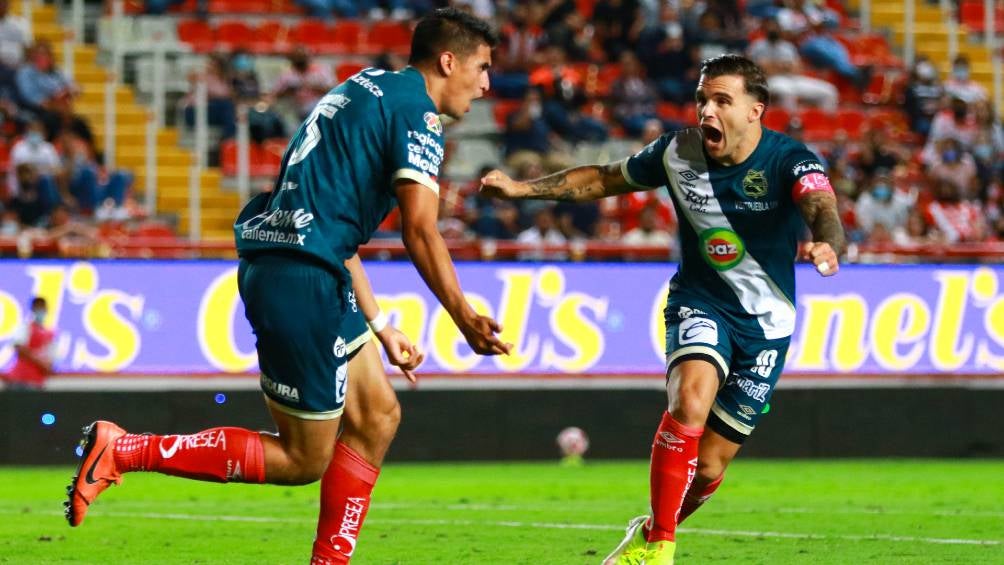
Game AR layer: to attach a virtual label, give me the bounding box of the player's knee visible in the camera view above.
[670,384,714,424]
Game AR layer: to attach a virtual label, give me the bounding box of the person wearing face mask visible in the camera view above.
[1,296,56,391]
[944,55,987,104]
[905,57,944,137]
[854,169,913,241]
[747,17,838,112]
[14,40,76,136]
[7,120,60,197]
[923,94,980,164]
[929,137,979,199]
[269,46,334,123]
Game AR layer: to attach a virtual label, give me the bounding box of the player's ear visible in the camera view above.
[749,101,765,123]
[438,51,456,77]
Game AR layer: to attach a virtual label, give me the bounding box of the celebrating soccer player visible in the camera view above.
[480,54,844,565]
[66,9,512,564]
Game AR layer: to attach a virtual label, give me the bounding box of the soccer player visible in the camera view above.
[2,296,55,390]
[480,54,844,564]
[66,9,511,564]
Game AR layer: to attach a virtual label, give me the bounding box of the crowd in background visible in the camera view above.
[7,0,1004,257]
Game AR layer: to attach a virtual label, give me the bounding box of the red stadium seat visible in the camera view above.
[492,99,522,128]
[177,20,214,53]
[331,20,365,55]
[836,108,867,139]
[798,107,833,142]
[959,0,1004,31]
[169,0,199,12]
[268,0,302,13]
[133,222,177,239]
[260,139,287,177]
[366,21,412,55]
[289,21,339,54]
[335,61,366,83]
[220,139,238,176]
[762,107,791,132]
[215,21,254,52]
[251,21,288,54]
[209,0,269,12]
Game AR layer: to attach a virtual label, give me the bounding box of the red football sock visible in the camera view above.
[311,442,380,565]
[678,473,724,524]
[647,411,703,543]
[113,428,265,484]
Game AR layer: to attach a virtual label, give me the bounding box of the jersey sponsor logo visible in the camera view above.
[677,306,708,319]
[700,227,746,271]
[347,290,358,312]
[239,207,315,246]
[158,430,227,460]
[795,172,833,196]
[742,169,768,198]
[732,375,771,402]
[679,316,718,345]
[683,187,710,212]
[333,336,347,358]
[335,363,348,405]
[349,73,384,97]
[424,112,442,134]
[791,160,824,176]
[261,373,301,402]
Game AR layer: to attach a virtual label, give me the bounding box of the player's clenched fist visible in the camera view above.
[799,241,839,277]
[458,312,513,356]
[479,169,524,199]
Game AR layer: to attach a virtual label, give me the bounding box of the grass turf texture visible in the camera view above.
[0,460,1001,564]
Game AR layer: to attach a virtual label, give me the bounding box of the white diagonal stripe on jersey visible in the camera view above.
[663,131,796,339]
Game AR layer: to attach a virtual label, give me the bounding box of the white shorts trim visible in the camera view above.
[711,401,754,436]
[265,395,343,421]
[667,345,729,376]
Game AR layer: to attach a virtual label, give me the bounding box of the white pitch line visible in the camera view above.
[20,510,1002,546]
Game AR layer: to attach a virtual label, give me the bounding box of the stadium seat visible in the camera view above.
[335,62,366,83]
[215,21,254,52]
[798,107,833,142]
[289,21,338,54]
[133,222,177,239]
[209,0,270,12]
[959,0,1004,31]
[331,20,365,55]
[220,139,238,176]
[252,21,288,54]
[177,20,214,53]
[836,108,867,139]
[260,139,287,177]
[268,0,302,13]
[492,99,522,128]
[366,21,412,55]
[762,107,791,132]
[169,0,199,12]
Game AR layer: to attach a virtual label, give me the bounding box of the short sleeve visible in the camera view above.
[783,145,833,202]
[12,323,28,346]
[622,133,673,188]
[388,103,445,195]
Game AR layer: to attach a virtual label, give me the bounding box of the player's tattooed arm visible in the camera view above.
[797,191,846,256]
[480,160,646,202]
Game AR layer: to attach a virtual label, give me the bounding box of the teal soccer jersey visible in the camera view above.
[234,66,445,280]
[622,127,829,341]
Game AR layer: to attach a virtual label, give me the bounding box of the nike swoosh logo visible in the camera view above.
[84,444,108,485]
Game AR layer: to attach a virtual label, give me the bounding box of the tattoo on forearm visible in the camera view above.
[799,192,846,255]
[526,164,626,201]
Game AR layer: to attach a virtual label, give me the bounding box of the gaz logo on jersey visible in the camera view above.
[700,227,746,271]
[423,112,442,134]
[742,169,768,198]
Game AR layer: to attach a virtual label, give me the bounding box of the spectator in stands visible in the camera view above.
[15,41,77,138]
[230,50,285,143]
[928,137,979,200]
[636,0,698,104]
[466,165,520,240]
[892,209,937,245]
[943,55,987,104]
[8,119,60,196]
[22,203,99,250]
[518,205,567,260]
[622,205,674,249]
[688,9,738,62]
[778,1,871,90]
[857,125,908,178]
[748,18,838,112]
[924,94,979,162]
[530,44,608,143]
[65,148,134,215]
[610,51,674,137]
[854,169,913,240]
[269,47,334,122]
[1,296,55,390]
[971,100,1004,194]
[904,56,944,138]
[181,52,236,139]
[490,2,545,99]
[503,86,572,174]
[924,178,987,243]
[9,163,59,227]
[592,0,644,60]
[554,198,600,239]
[0,0,30,102]
[543,7,597,63]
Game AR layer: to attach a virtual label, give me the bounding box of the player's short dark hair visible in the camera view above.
[30,296,46,309]
[700,54,770,106]
[409,7,499,65]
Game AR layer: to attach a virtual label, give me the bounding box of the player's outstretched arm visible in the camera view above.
[479,160,645,202]
[797,190,846,277]
[396,180,513,356]
[345,253,424,382]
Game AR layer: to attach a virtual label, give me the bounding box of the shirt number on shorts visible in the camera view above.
[753,349,778,378]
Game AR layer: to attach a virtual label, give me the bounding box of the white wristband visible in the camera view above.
[368,311,389,333]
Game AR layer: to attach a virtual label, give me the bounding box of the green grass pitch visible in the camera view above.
[0,460,1002,564]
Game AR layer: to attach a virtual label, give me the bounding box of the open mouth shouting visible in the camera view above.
[701,122,724,152]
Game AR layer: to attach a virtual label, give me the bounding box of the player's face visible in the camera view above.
[442,43,492,120]
[695,74,764,163]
